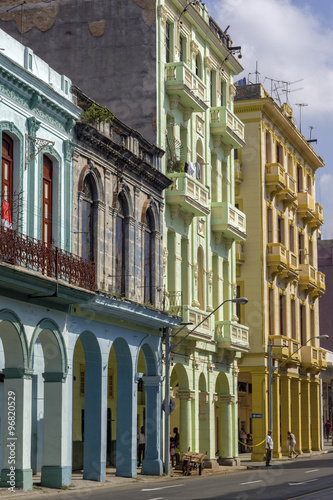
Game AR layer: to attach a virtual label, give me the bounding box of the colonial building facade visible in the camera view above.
[0,29,179,492]
[0,1,249,468]
[234,84,326,460]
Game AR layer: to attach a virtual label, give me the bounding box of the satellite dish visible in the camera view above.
[162,398,176,413]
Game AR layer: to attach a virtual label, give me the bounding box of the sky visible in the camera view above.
[203,0,333,239]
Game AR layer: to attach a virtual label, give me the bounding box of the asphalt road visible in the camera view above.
[23,453,333,500]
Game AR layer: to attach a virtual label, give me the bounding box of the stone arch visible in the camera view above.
[215,371,230,395]
[78,162,104,201]
[139,340,158,376]
[141,198,159,229]
[0,309,28,371]
[29,318,68,377]
[112,180,133,217]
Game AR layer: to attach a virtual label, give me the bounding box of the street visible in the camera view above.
[24,453,333,500]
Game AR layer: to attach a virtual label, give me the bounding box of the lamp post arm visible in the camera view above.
[271,336,318,374]
[170,298,230,353]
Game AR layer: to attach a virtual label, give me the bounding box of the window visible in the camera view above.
[1,133,13,229]
[309,239,313,266]
[266,131,271,163]
[289,224,295,252]
[81,175,94,261]
[195,53,202,79]
[42,155,53,245]
[310,309,315,345]
[279,294,286,336]
[291,299,296,340]
[267,207,273,243]
[300,305,306,345]
[269,288,274,335]
[179,34,185,62]
[278,216,284,245]
[307,174,312,195]
[220,79,225,106]
[288,154,293,176]
[210,70,216,107]
[116,195,126,295]
[166,22,171,63]
[297,165,303,192]
[298,233,305,264]
[80,364,85,396]
[276,142,283,166]
[144,209,153,304]
[198,246,205,311]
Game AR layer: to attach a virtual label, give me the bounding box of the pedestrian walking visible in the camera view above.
[265,429,273,466]
[287,431,298,458]
[137,426,145,467]
[325,420,331,442]
[239,427,246,453]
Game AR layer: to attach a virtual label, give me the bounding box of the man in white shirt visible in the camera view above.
[265,429,273,466]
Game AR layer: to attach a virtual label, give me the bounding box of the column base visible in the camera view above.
[83,462,106,482]
[204,458,221,470]
[41,466,72,488]
[0,468,33,491]
[251,451,265,461]
[116,459,137,478]
[141,458,163,476]
[217,457,239,466]
[273,451,282,458]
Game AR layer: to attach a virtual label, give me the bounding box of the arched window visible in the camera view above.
[195,54,202,79]
[198,246,205,311]
[116,194,126,295]
[144,209,153,304]
[81,174,94,261]
[42,155,53,245]
[1,133,13,229]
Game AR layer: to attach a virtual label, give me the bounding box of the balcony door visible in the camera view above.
[42,155,53,245]
[1,133,13,229]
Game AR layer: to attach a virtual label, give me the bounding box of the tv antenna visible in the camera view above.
[281,79,304,104]
[263,76,284,105]
[6,1,26,43]
[248,61,260,84]
[295,103,308,133]
[307,126,317,144]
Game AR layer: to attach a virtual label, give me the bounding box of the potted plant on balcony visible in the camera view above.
[167,159,185,173]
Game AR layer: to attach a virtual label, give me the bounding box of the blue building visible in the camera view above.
[0,30,180,491]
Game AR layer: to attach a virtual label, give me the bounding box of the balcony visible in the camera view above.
[166,172,210,221]
[297,192,315,223]
[265,163,286,198]
[301,345,320,373]
[276,172,298,208]
[211,202,247,243]
[308,203,324,232]
[319,350,327,369]
[269,335,289,361]
[299,263,317,294]
[216,320,250,352]
[210,106,245,149]
[165,62,207,113]
[179,305,212,340]
[267,243,287,279]
[310,271,326,299]
[280,250,299,283]
[0,227,96,291]
[287,339,302,365]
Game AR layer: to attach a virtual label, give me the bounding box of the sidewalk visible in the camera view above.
[1,442,333,499]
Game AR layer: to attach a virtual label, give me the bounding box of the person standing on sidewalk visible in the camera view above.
[287,431,298,458]
[325,420,331,442]
[265,429,273,466]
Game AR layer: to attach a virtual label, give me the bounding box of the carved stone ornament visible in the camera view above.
[163,246,168,270]
[169,94,181,110]
[204,56,214,71]
[177,391,195,400]
[183,213,194,227]
[183,107,193,122]
[190,40,199,55]
[208,361,215,372]
[193,358,200,370]
[229,83,237,98]
[218,394,235,404]
[170,205,182,220]
[157,5,168,24]
[193,262,198,282]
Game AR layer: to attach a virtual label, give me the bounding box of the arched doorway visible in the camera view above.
[170,363,191,457]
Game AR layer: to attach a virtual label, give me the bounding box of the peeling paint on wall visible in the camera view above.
[88,20,106,37]
[133,0,155,28]
[0,2,58,33]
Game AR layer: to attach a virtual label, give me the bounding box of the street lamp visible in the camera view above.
[164,296,248,475]
[268,334,329,431]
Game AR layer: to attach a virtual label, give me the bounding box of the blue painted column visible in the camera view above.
[41,373,71,488]
[142,376,163,476]
[0,368,33,491]
[82,337,106,482]
[116,358,136,478]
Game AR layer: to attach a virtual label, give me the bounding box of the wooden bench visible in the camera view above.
[181,450,207,476]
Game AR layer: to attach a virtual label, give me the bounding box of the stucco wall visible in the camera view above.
[0,0,157,143]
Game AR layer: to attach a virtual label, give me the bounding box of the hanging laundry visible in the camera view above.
[1,199,12,229]
[187,162,195,176]
[195,162,201,180]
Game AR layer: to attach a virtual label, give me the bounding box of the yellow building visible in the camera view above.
[234,84,326,459]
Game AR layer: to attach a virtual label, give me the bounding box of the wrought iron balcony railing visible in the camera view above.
[0,227,96,291]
